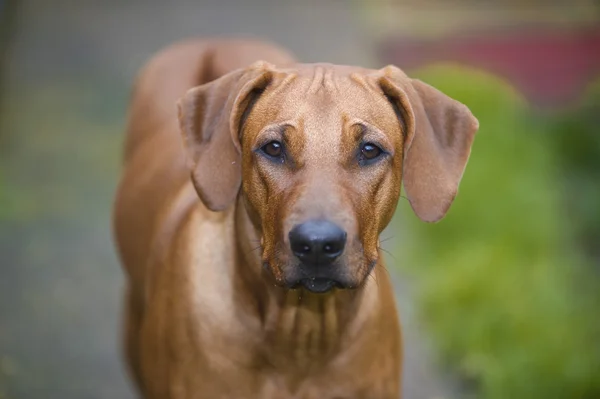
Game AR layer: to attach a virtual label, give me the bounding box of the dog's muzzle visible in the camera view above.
[287,220,347,293]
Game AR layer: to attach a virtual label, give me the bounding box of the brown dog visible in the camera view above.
[113,38,478,399]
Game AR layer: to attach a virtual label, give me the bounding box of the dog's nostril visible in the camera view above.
[323,243,339,254]
[292,244,312,254]
[290,240,312,256]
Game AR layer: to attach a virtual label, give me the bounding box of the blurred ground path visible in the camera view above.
[0,1,455,398]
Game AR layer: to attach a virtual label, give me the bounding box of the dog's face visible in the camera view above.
[240,66,404,292]
[179,62,478,293]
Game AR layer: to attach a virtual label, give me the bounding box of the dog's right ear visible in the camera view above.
[178,62,273,211]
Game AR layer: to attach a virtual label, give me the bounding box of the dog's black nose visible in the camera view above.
[289,220,346,265]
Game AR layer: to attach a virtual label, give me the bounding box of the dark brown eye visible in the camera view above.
[361,142,382,160]
[261,140,283,158]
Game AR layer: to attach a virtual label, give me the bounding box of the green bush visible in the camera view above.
[551,79,600,262]
[392,64,600,399]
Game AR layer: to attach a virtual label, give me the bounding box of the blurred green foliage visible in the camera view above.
[552,79,600,262]
[393,64,600,399]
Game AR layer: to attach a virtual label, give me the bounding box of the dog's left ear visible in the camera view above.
[178,62,273,211]
[376,65,479,222]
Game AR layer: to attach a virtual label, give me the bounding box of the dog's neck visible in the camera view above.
[233,196,380,373]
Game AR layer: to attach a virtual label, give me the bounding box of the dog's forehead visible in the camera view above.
[272,63,375,93]
[247,63,399,141]
[247,63,401,136]
[278,62,373,76]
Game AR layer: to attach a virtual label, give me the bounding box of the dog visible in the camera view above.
[112,38,478,399]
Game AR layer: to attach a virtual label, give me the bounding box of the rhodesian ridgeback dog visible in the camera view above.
[113,38,478,399]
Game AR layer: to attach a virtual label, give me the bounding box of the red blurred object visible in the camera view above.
[379,28,600,107]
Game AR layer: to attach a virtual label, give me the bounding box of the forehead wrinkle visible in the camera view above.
[337,78,404,142]
[348,72,373,93]
[268,72,298,97]
[323,68,338,94]
[307,66,325,94]
[254,73,300,119]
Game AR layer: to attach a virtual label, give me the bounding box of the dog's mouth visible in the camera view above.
[262,252,376,294]
[263,257,377,294]
[292,277,341,293]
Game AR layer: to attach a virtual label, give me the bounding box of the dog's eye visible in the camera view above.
[261,140,283,159]
[360,142,383,161]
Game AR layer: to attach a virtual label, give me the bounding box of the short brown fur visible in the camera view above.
[113,38,478,399]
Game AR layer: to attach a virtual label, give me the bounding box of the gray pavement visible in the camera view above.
[0,1,456,398]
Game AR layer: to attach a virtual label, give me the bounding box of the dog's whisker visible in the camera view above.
[246,245,262,255]
[368,271,379,291]
[381,264,392,280]
[379,236,395,244]
[378,246,397,262]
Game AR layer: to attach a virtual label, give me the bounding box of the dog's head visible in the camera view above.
[178,62,478,293]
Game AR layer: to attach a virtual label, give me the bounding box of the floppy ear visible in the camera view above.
[177,62,273,211]
[377,66,479,222]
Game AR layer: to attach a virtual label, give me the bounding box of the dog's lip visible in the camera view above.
[293,278,340,294]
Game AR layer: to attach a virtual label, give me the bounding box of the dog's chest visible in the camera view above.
[255,369,391,399]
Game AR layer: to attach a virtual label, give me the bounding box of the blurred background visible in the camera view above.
[0,0,598,398]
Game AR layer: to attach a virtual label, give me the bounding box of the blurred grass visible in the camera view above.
[0,79,130,397]
[391,64,600,399]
